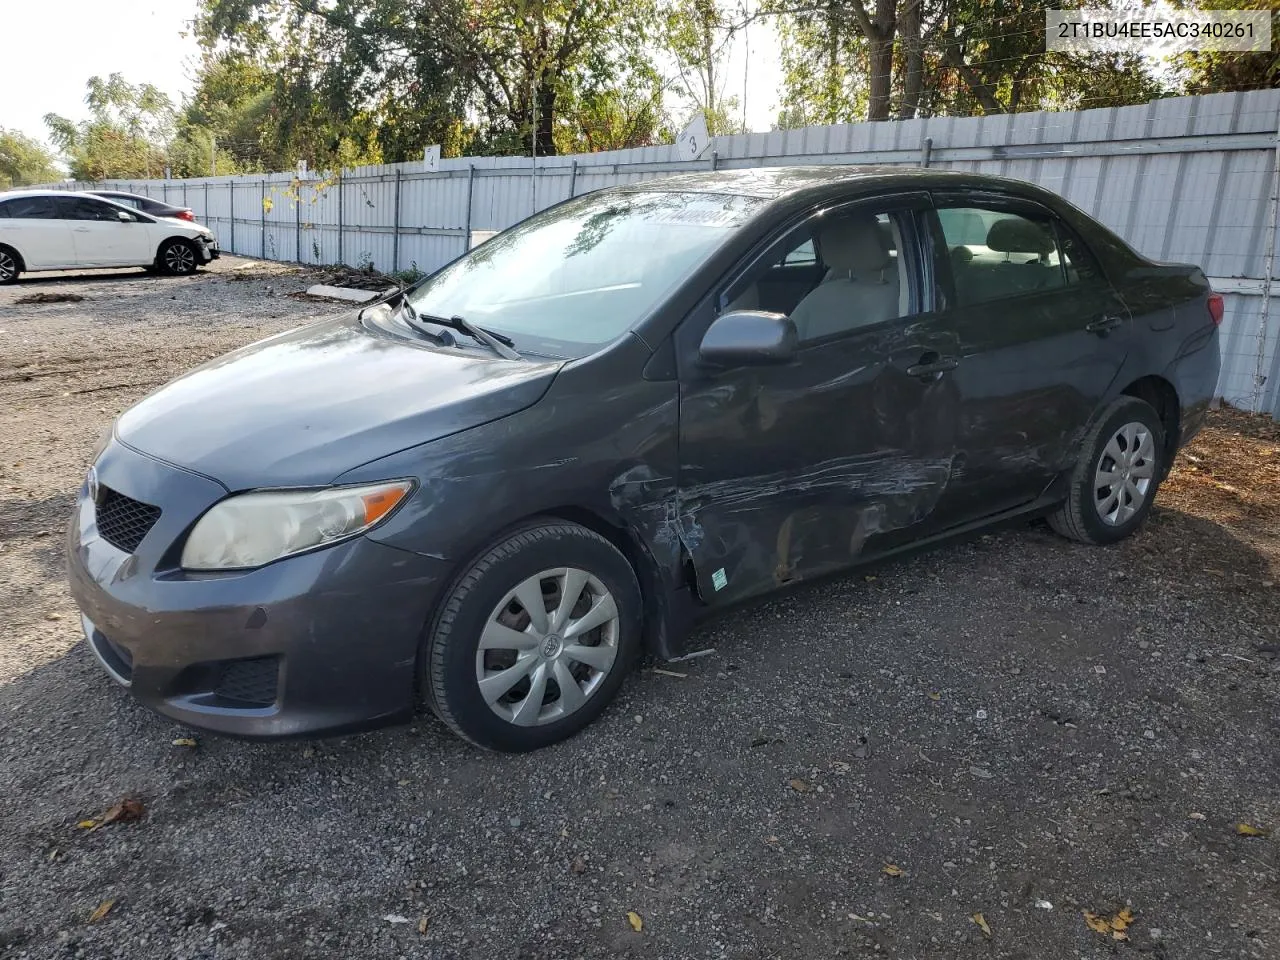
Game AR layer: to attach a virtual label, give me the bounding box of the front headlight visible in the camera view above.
[180,480,413,571]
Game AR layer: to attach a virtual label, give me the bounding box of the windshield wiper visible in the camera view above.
[397,297,459,348]
[411,309,523,361]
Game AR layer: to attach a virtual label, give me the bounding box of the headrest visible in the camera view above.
[817,214,889,277]
[986,217,1053,255]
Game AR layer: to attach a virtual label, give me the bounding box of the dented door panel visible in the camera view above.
[675,314,961,606]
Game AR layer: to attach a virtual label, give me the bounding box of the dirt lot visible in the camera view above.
[1,258,1277,960]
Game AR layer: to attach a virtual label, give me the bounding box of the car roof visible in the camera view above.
[614,164,1049,204]
[2,188,123,201]
[0,188,154,208]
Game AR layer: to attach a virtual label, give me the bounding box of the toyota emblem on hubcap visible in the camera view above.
[541,635,563,659]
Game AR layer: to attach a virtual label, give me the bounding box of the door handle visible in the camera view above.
[1085,315,1124,335]
[905,353,959,379]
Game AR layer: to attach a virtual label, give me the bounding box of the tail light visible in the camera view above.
[177,210,196,222]
[1206,293,1224,327]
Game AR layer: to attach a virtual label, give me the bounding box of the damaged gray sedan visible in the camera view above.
[67,166,1221,750]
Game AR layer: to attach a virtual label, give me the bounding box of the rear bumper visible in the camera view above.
[66,441,449,738]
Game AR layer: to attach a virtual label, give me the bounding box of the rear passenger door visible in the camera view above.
[925,192,1131,521]
[0,196,74,269]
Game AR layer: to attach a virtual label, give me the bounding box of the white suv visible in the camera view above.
[0,190,219,284]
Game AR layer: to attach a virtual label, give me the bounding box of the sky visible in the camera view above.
[1,0,783,155]
[2,0,202,147]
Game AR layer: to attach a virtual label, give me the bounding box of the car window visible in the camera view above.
[58,197,129,221]
[4,196,58,219]
[1054,221,1104,284]
[406,190,766,358]
[0,201,9,218]
[721,207,914,343]
[781,239,816,266]
[936,205,1067,307]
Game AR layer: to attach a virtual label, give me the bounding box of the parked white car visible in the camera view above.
[0,190,219,284]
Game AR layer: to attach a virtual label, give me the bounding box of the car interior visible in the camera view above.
[940,208,1068,306]
[724,212,908,340]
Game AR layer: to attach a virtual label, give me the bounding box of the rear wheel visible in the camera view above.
[0,246,20,284]
[1048,396,1165,545]
[421,520,642,751]
[158,239,198,276]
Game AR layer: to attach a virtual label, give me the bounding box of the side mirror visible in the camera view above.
[116,210,133,222]
[698,310,798,368]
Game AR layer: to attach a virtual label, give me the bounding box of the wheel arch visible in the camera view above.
[1119,374,1180,465]
[0,242,26,271]
[433,503,690,661]
[154,235,197,263]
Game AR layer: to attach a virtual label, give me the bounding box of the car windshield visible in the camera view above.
[405,190,764,357]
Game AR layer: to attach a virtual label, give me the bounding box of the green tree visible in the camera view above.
[0,129,62,188]
[196,0,659,160]
[770,0,1170,124]
[1169,0,1279,95]
[44,74,173,180]
[660,0,742,135]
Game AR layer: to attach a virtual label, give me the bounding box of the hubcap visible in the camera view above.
[1093,420,1156,526]
[475,567,620,727]
[0,251,14,280]
[165,244,195,272]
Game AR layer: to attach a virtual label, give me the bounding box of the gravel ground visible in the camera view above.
[1,259,1277,960]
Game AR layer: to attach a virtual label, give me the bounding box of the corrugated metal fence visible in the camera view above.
[67,90,1280,415]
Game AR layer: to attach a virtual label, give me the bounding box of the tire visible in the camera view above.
[1047,396,1165,545]
[0,246,20,285]
[421,520,642,751]
[157,239,198,276]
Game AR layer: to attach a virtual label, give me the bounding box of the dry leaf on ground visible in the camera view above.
[972,913,991,938]
[627,911,643,932]
[789,778,809,792]
[882,864,905,877]
[1084,906,1134,940]
[88,900,115,923]
[172,738,198,748]
[79,798,145,831]
[417,915,429,935]
[1236,823,1271,837]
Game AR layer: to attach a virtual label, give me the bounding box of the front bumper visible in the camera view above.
[66,440,448,738]
[197,237,220,263]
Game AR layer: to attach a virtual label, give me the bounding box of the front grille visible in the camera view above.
[215,657,280,707]
[95,487,161,553]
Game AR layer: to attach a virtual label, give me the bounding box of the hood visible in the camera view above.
[116,315,563,490]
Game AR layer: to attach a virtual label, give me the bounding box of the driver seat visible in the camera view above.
[789,214,899,341]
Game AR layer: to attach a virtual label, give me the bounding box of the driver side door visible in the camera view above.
[673,192,964,607]
[56,197,151,266]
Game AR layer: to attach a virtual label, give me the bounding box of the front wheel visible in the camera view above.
[158,239,198,276]
[421,520,643,751]
[1048,396,1166,545]
[0,246,20,284]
